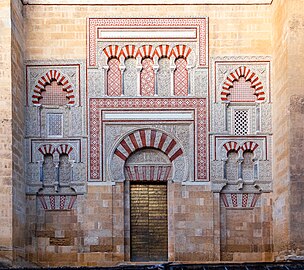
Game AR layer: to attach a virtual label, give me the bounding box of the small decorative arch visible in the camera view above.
[32,70,75,106]
[103,45,121,60]
[57,144,74,156]
[153,44,171,61]
[221,66,265,103]
[120,45,138,62]
[136,45,154,62]
[241,141,259,153]
[170,44,192,60]
[223,141,240,156]
[38,144,56,156]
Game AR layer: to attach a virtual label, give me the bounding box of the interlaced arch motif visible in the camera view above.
[38,144,74,156]
[221,66,265,103]
[114,129,183,162]
[223,141,259,155]
[102,44,193,64]
[32,70,75,106]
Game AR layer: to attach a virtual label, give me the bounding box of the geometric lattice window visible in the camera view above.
[229,77,256,102]
[47,113,63,137]
[174,57,188,96]
[40,81,69,106]
[234,110,249,135]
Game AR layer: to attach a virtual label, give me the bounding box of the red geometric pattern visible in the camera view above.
[88,18,207,67]
[229,77,256,102]
[140,58,155,96]
[41,81,68,105]
[174,58,188,96]
[89,98,207,180]
[221,66,265,103]
[231,194,238,207]
[221,193,260,208]
[38,195,77,210]
[115,129,183,162]
[32,69,75,106]
[107,58,121,96]
[242,193,249,207]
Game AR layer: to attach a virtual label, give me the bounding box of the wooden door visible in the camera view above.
[130,182,168,261]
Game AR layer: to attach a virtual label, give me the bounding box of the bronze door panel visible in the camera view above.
[130,183,168,262]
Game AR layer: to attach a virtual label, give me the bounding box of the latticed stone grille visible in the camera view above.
[234,110,249,135]
[140,58,155,96]
[174,58,188,96]
[47,114,63,137]
[40,81,68,105]
[229,77,256,102]
[107,58,121,96]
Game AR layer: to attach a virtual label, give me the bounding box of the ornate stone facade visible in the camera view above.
[2,0,304,267]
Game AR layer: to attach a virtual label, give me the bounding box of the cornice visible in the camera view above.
[22,0,273,5]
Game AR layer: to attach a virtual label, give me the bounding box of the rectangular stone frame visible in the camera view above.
[87,17,208,67]
[89,98,207,181]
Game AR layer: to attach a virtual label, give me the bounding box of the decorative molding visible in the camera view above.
[24,0,273,5]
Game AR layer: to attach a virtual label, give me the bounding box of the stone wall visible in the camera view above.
[0,0,13,265]
[23,4,272,60]
[11,0,26,263]
[4,0,304,266]
[272,0,304,259]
